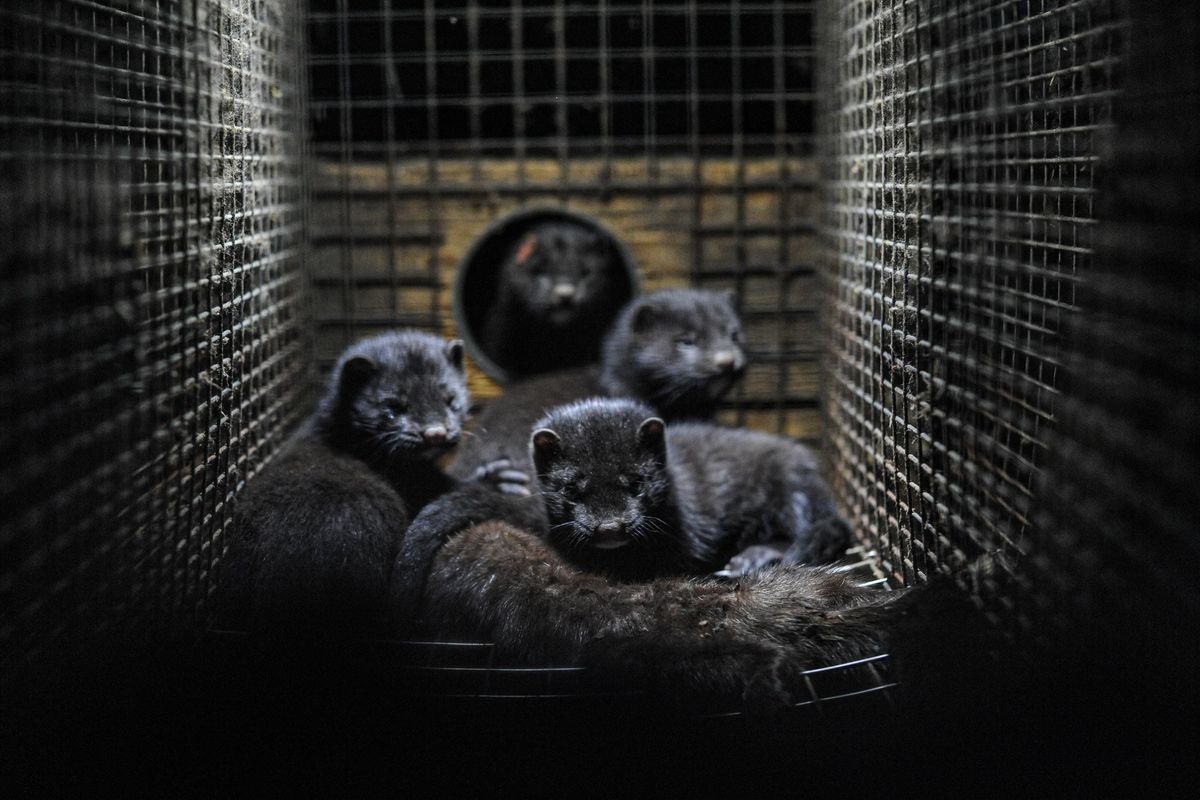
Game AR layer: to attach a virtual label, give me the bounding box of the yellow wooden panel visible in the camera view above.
[716,408,823,443]
[312,155,822,434]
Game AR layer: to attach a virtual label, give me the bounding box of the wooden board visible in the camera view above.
[311,155,821,440]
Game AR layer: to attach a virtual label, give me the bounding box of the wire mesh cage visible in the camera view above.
[2,0,1199,790]
[1022,0,1200,639]
[0,0,310,679]
[306,0,825,439]
[819,0,1125,591]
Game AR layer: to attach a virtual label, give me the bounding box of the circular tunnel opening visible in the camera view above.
[453,207,640,385]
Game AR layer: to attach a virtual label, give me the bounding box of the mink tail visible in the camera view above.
[415,521,991,712]
[388,483,547,626]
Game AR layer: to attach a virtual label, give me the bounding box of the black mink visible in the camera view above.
[451,287,748,480]
[214,330,525,637]
[529,398,851,580]
[597,287,747,420]
[480,220,622,376]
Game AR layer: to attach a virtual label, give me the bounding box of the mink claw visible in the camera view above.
[721,544,786,577]
[470,456,511,481]
[497,469,530,485]
[472,457,532,495]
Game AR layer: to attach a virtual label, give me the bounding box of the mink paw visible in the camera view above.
[714,544,786,578]
[471,457,531,496]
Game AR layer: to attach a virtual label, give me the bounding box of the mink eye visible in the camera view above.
[561,480,589,501]
[675,334,697,348]
[730,328,743,344]
[621,475,642,494]
[445,393,459,409]
[384,397,407,414]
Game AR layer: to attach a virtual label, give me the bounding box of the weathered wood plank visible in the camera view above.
[311,156,823,432]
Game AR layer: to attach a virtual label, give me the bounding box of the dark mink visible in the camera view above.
[597,287,747,421]
[480,220,621,376]
[389,480,548,622]
[529,398,851,580]
[449,287,748,479]
[401,519,989,711]
[214,330,526,637]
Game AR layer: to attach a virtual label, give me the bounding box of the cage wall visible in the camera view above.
[0,0,310,680]
[306,1,823,440]
[819,0,1125,586]
[1023,0,1200,640]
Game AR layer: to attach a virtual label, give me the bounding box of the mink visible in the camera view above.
[389,400,982,710]
[397,518,988,711]
[400,396,848,609]
[596,287,747,421]
[480,220,622,377]
[450,287,748,480]
[528,398,851,580]
[214,330,526,638]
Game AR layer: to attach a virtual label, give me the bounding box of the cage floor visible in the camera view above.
[202,545,896,721]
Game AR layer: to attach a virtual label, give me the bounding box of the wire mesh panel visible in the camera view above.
[964,6,1200,780]
[306,0,823,440]
[819,0,1125,585]
[0,0,309,681]
[1024,0,1200,637]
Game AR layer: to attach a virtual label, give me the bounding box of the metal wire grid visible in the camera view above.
[0,0,309,680]
[819,0,1124,587]
[307,1,816,158]
[305,1,823,439]
[1022,0,1200,636]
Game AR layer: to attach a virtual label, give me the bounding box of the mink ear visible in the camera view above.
[720,289,738,307]
[637,417,667,460]
[630,303,658,333]
[340,356,377,390]
[445,339,465,372]
[514,233,539,265]
[530,428,562,474]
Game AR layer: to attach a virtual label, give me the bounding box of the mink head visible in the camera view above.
[600,288,747,417]
[319,330,470,461]
[501,221,614,326]
[530,399,676,558]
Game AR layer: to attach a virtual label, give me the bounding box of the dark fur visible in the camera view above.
[598,287,747,420]
[215,435,409,638]
[531,399,851,579]
[451,288,747,479]
[389,481,547,623]
[481,221,620,375]
[415,520,914,709]
[448,366,594,480]
[215,330,519,636]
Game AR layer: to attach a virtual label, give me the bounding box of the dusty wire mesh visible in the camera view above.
[819,0,1125,589]
[1022,0,1200,638]
[306,0,824,440]
[0,0,310,681]
[958,4,1200,773]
